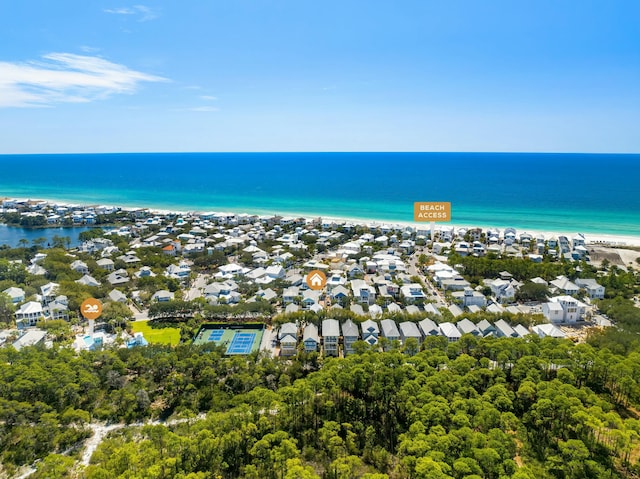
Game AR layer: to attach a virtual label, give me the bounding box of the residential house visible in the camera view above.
[476,319,496,337]
[456,318,481,336]
[400,283,427,303]
[70,260,89,274]
[399,321,422,345]
[342,319,359,355]
[532,323,566,338]
[279,322,298,356]
[108,289,128,303]
[2,286,25,304]
[330,285,350,302]
[302,290,322,310]
[303,323,320,353]
[423,303,442,317]
[419,318,440,337]
[575,278,605,300]
[494,319,518,338]
[322,319,340,357]
[265,265,285,280]
[350,279,376,305]
[152,290,174,302]
[279,322,298,340]
[380,319,400,349]
[45,296,69,321]
[361,319,380,346]
[76,274,102,287]
[542,295,587,324]
[15,301,44,328]
[513,324,531,338]
[452,287,487,308]
[441,277,471,292]
[439,322,462,342]
[12,329,47,350]
[166,262,191,279]
[283,286,299,305]
[96,258,115,272]
[40,282,59,306]
[550,276,580,296]
[486,278,518,304]
[448,304,464,318]
[107,269,129,286]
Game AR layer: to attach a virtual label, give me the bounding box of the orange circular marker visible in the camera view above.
[306,270,327,290]
[80,298,103,320]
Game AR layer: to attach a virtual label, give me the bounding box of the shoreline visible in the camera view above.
[3,195,640,247]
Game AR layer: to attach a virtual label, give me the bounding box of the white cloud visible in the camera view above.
[0,53,167,108]
[200,95,218,101]
[104,5,159,22]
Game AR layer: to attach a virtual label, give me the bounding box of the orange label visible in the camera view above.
[306,270,327,290]
[414,202,451,222]
[81,298,103,320]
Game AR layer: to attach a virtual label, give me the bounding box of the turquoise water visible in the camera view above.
[1,152,639,236]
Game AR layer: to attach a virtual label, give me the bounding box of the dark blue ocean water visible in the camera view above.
[0,152,639,236]
[0,225,95,248]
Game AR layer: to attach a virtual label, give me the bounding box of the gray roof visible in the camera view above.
[279,322,298,339]
[398,321,422,339]
[513,324,531,337]
[476,319,495,334]
[341,319,359,338]
[322,319,340,337]
[380,319,400,338]
[457,318,480,336]
[418,318,439,336]
[494,319,517,338]
[303,323,319,342]
[439,322,462,339]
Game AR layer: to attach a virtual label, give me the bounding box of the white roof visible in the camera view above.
[439,322,461,339]
[322,319,340,337]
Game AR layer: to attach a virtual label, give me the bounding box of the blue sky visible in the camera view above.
[0,1,638,153]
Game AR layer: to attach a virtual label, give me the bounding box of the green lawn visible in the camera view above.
[131,320,180,346]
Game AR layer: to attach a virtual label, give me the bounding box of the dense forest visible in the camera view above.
[2,331,640,478]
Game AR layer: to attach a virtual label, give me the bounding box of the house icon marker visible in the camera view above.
[306,270,327,290]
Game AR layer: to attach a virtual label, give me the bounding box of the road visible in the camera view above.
[186,273,209,301]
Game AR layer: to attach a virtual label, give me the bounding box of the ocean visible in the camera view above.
[0,152,639,237]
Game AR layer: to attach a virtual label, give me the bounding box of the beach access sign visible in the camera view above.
[414,202,451,222]
[81,298,103,320]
